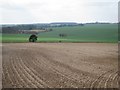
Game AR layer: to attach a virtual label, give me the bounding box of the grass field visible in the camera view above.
[2,24,118,43]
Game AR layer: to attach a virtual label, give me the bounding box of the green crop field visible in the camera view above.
[1,24,118,43]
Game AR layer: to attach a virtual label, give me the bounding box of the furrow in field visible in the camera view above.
[111,72,119,88]
[2,43,118,88]
[91,70,119,88]
[20,48,83,88]
[19,51,52,88]
[2,65,9,88]
[112,72,119,88]
[90,70,113,88]
[97,70,113,88]
[18,57,48,88]
[33,50,98,88]
[2,62,14,88]
[104,71,118,88]
[23,54,77,88]
[10,56,28,88]
[6,57,19,88]
[2,69,5,88]
[32,55,83,88]
[14,56,37,88]
[83,76,96,88]
[16,57,42,88]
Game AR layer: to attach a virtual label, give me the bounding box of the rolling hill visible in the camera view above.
[2,23,118,43]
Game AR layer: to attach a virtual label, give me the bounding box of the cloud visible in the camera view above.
[0,0,119,24]
[84,2,117,7]
[0,0,36,24]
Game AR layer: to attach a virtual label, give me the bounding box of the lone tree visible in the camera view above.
[29,34,37,42]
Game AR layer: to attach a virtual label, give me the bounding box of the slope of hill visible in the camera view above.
[2,24,118,43]
[38,24,118,43]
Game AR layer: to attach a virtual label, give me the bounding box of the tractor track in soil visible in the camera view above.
[2,43,118,88]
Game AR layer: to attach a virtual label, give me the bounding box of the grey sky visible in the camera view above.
[0,0,119,24]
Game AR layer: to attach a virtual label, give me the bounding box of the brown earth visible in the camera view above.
[2,43,119,88]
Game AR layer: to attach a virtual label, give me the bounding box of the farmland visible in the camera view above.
[2,43,118,88]
[2,23,119,89]
[2,24,118,43]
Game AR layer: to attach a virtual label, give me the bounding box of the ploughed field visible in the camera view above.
[2,43,118,88]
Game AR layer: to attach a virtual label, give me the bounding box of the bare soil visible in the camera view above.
[2,43,119,88]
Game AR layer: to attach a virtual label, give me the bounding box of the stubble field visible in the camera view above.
[2,43,119,88]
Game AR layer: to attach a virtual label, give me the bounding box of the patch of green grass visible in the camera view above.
[2,24,118,43]
[2,34,29,43]
[38,24,118,43]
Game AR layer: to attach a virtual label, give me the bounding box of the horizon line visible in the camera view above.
[0,21,118,25]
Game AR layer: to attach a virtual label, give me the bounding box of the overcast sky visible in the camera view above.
[0,0,119,24]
